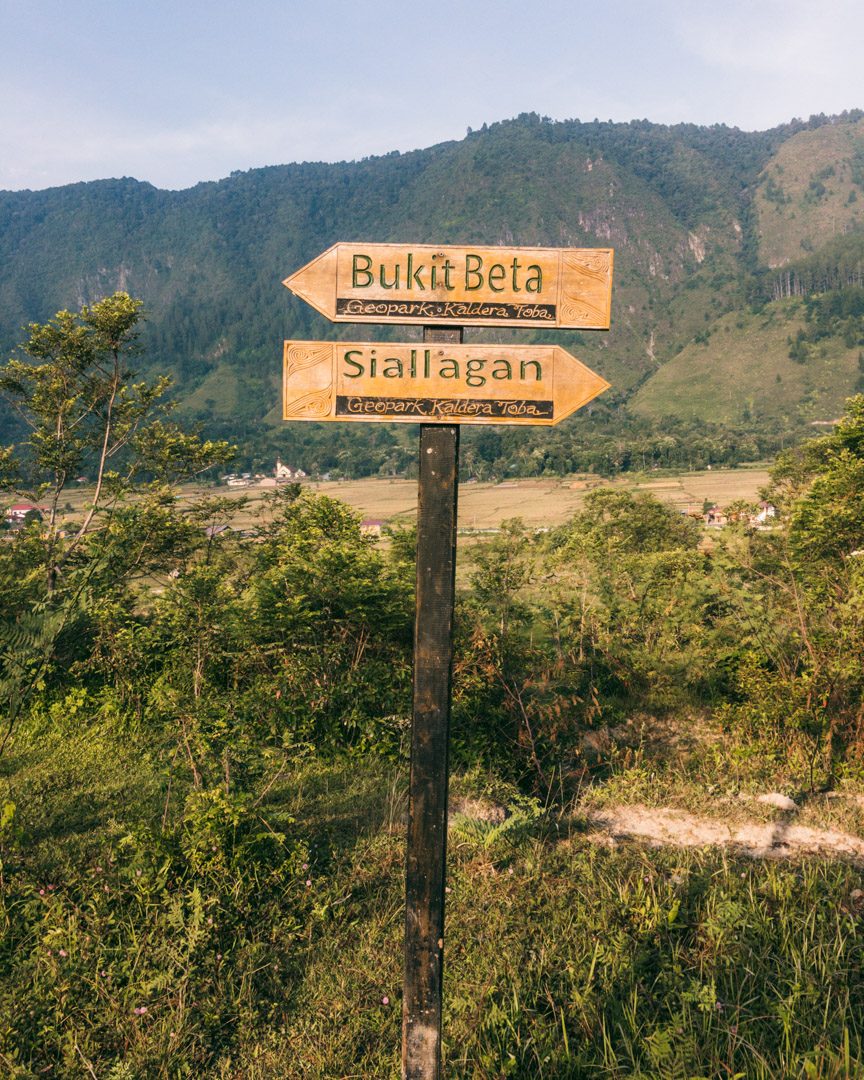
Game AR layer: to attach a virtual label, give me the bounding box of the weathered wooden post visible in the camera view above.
[281,242,613,1079]
[402,327,462,1080]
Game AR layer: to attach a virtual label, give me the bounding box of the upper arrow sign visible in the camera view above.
[283,243,613,329]
[282,341,610,426]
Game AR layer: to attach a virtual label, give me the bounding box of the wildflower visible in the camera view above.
[136,870,142,877]
[741,871,746,877]
[382,996,389,1005]
[302,864,308,870]
[217,953,222,960]
[134,1005,148,1015]
[48,884,54,890]
[104,885,109,892]
[508,867,513,875]
[101,971,108,977]
[207,917,213,925]
[39,889,45,895]
[95,866,102,872]
[58,950,67,958]
[305,879,311,887]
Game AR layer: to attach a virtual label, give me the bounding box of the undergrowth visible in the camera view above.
[2,723,864,1079]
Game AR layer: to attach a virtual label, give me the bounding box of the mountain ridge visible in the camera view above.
[2,111,863,475]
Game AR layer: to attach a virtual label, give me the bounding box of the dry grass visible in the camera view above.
[40,465,773,535]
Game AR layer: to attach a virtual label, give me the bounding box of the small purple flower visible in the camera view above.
[217,953,222,960]
[101,970,108,977]
[95,866,102,872]
[39,888,45,895]
[302,864,308,870]
[382,996,389,1005]
[136,870,142,877]
[305,879,311,887]
[58,949,67,958]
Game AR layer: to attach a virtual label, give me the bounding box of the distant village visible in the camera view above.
[221,459,317,488]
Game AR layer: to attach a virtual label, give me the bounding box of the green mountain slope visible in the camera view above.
[2,111,864,474]
[755,119,864,267]
[630,299,863,425]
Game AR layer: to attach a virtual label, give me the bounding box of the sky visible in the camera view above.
[2,0,863,192]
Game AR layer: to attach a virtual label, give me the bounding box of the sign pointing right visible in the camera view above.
[282,340,610,425]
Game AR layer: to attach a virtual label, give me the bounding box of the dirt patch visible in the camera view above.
[583,804,864,863]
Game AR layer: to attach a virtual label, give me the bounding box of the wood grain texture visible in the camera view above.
[283,243,613,329]
[282,340,610,426]
[402,326,462,1080]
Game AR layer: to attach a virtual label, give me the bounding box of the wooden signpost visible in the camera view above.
[282,340,609,426]
[284,242,613,329]
[282,243,612,1080]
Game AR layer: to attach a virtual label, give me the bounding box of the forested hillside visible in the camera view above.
[2,110,864,474]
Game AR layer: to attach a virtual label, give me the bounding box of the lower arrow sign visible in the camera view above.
[282,341,609,426]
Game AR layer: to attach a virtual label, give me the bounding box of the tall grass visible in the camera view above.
[2,725,864,1078]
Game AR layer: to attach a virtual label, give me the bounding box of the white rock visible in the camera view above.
[756,793,797,811]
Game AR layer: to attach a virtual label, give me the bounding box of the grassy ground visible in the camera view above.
[3,713,864,1079]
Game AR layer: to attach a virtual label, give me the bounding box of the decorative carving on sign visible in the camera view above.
[284,342,332,380]
[283,388,333,418]
[283,244,612,329]
[560,251,612,326]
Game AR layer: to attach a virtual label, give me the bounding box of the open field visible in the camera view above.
[170,465,773,531]
[11,465,773,542]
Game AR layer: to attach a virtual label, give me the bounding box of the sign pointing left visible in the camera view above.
[282,340,609,426]
[283,242,613,329]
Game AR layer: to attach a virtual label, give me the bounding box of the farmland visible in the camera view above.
[161,465,773,533]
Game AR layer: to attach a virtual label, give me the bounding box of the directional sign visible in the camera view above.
[283,243,613,329]
[282,340,609,426]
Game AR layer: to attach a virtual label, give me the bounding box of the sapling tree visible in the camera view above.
[0,293,234,753]
[0,292,232,592]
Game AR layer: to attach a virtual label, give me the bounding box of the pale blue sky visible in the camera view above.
[2,0,863,191]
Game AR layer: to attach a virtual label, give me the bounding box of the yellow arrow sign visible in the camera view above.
[282,341,609,426]
[283,243,613,329]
